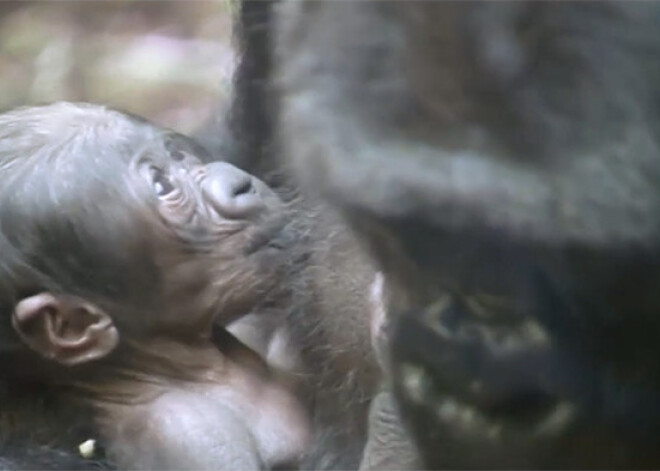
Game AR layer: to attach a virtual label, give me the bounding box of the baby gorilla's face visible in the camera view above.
[0,103,297,366]
[127,129,295,335]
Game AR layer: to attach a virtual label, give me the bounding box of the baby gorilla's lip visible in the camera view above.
[244,216,293,254]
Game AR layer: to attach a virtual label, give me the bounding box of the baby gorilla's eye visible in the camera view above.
[170,149,185,162]
[152,168,176,197]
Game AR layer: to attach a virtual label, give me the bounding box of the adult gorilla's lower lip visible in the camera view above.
[389,289,575,429]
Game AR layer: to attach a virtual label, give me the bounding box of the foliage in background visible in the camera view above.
[0,1,233,133]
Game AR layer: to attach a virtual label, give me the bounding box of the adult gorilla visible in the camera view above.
[272,1,660,469]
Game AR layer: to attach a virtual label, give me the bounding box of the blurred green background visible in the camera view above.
[0,0,233,134]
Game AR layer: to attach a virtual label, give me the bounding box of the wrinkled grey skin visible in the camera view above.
[275,1,660,468]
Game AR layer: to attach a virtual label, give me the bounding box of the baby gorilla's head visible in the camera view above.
[0,102,294,370]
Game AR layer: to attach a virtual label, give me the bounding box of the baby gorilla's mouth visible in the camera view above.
[244,216,295,254]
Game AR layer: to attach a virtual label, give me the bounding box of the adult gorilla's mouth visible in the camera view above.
[389,268,660,463]
[390,291,568,427]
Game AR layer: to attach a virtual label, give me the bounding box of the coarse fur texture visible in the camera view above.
[273,1,660,468]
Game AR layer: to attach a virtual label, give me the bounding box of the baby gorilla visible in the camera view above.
[0,102,309,470]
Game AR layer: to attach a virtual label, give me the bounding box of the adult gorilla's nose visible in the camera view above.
[203,162,265,219]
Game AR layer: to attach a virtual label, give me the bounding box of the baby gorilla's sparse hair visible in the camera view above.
[0,103,172,343]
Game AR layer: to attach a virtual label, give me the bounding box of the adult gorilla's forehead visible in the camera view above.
[275,1,660,250]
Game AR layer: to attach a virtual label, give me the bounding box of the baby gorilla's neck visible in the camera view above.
[79,334,310,470]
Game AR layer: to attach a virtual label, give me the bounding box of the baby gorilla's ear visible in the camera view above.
[12,293,119,366]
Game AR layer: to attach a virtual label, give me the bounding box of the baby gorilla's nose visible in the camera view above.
[203,162,265,219]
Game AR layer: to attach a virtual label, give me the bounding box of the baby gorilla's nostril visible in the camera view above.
[203,162,268,220]
[232,178,255,197]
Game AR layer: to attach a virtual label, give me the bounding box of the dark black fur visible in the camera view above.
[0,381,111,470]
[217,0,660,469]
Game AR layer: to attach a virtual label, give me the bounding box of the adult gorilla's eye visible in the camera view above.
[152,168,176,197]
